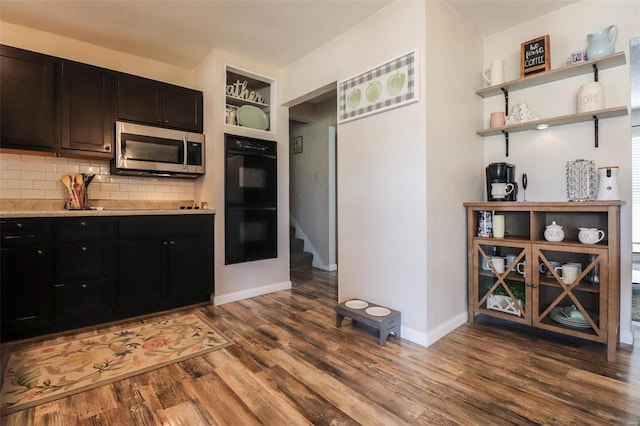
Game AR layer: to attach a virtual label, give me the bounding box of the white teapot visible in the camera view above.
[544,221,564,242]
[578,227,605,244]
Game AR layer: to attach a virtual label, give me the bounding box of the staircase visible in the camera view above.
[290,225,313,269]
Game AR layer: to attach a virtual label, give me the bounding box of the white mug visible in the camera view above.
[483,59,505,87]
[491,257,505,274]
[505,254,517,267]
[555,264,580,284]
[491,183,514,199]
[516,261,526,276]
[539,261,562,276]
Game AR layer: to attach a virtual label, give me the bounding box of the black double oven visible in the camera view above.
[224,134,277,265]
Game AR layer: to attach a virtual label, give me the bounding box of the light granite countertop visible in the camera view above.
[0,199,216,218]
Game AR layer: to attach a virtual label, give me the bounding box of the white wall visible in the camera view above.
[482,1,640,344]
[282,1,429,342]
[424,2,484,340]
[281,1,482,345]
[0,22,193,86]
[193,49,292,304]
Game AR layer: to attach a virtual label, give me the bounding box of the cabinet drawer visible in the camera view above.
[55,217,116,243]
[54,278,113,321]
[118,215,212,239]
[55,242,115,280]
[1,219,51,247]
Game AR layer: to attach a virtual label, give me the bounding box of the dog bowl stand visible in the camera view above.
[335,301,401,346]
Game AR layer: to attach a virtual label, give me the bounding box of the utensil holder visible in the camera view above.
[63,174,94,210]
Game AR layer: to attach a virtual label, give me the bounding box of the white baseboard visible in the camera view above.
[214,280,292,306]
[426,312,468,346]
[315,263,338,272]
[400,325,428,346]
[620,328,634,345]
[388,312,468,348]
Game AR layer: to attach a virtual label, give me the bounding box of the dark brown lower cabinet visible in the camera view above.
[117,215,214,316]
[54,217,116,324]
[1,245,54,335]
[0,214,214,341]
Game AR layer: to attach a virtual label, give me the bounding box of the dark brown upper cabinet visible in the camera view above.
[117,73,203,133]
[60,61,116,158]
[0,45,57,153]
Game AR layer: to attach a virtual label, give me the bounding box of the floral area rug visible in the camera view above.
[1,313,231,415]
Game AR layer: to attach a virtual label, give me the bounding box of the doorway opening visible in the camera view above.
[288,88,338,277]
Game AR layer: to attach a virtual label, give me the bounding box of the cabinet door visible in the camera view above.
[1,246,54,334]
[55,242,115,281]
[0,45,57,152]
[533,245,608,343]
[54,278,114,322]
[60,61,115,157]
[472,241,531,324]
[167,236,213,304]
[118,239,168,312]
[117,74,162,125]
[162,86,203,132]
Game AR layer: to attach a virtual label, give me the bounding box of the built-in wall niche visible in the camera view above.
[225,66,273,132]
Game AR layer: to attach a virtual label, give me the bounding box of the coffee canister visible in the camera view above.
[478,211,492,237]
[577,82,604,113]
[566,159,597,201]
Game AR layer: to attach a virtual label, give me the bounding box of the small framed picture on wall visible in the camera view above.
[293,136,303,154]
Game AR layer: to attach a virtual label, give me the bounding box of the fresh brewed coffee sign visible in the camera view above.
[521,35,550,77]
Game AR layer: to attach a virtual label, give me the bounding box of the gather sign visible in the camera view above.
[226,80,265,104]
[521,35,550,77]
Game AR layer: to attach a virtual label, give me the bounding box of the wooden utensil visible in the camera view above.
[60,175,76,208]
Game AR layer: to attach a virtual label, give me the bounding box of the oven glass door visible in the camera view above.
[225,208,277,265]
[226,153,277,206]
[121,133,184,164]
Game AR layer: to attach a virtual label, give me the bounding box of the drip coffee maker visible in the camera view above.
[486,162,517,201]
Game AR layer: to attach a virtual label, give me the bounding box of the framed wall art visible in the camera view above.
[338,50,418,123]
[293,136,303,154]
[521,35,550,77]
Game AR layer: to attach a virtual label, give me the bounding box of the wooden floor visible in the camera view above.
[2,268,639,425]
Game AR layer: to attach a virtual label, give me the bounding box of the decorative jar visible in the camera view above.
[566,159,596,201]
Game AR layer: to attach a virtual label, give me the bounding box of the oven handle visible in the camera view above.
[183,136,187,169]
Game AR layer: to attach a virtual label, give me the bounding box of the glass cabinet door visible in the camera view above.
[473,241,531,324]
[533,246,608,343]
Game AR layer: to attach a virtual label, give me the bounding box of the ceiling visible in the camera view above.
[0,0,580,70]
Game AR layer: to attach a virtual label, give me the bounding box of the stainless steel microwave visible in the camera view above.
[111,121,205,178]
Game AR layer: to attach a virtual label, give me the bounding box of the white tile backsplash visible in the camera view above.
[0,153,195,201]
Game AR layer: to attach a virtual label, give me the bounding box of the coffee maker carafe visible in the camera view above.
[486,162,518,201]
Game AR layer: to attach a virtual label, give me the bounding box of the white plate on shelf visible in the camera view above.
[237,105,269,130]
[365,306,391,317]
[345,300,368,309]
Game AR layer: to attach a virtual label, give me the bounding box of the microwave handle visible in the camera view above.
[182,136,187,169]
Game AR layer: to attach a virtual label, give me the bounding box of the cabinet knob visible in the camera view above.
[81,246,87,252]
[80,221,87,227]
[16,222,23,228]
[104,145,111,152]
[163,241,168,245]
[170,240,175,245]
[37,249,44,255]
[82,284,87,288]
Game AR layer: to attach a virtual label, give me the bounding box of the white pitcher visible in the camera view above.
[483,60,505,87]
